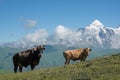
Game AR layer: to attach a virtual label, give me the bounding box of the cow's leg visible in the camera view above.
[83,56,86,61]
[65,57,70,65]
[80,58,85,62]
[31,65,35,71]
[14,65,18,73]
[80,59,83,62]
[19,66,22,72]
[65,60,67,65]
[66,59,70,64]
[81,56,87,61]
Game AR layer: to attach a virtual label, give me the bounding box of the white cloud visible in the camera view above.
[24,19,37,28]
[19,25,82,47]
[54,25,72,39]
[20,17,37,28]
[49,25,81,45]
[23,29,48,45]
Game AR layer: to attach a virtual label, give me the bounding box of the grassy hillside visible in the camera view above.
[0,54,120,80]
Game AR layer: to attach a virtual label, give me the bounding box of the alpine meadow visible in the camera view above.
[0,0,120,80]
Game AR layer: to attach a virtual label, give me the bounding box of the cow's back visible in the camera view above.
[64,49,83,59]
[19,50,32,57]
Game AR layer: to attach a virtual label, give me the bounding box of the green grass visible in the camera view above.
[0,54,120,80]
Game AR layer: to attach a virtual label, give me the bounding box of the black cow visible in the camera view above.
[12,45,45,73]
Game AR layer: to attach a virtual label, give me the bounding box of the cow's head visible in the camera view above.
[39,45,45,51]
[39,45,45,56]
[33,45,45,57]
[83,48,92,56]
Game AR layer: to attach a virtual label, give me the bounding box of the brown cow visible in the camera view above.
[63,48,92,65]
[12,45,45,73]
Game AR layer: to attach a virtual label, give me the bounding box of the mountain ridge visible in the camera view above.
[1,19,120,49]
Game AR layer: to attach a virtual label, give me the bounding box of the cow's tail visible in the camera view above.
[13,53,20,73]
[63,51,66,58]
[13,53,19,66]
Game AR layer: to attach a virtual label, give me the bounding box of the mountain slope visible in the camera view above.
[0,54,120,80]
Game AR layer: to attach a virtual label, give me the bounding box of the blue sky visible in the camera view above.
[0,0,120,42]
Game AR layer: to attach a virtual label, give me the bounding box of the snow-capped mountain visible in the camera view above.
[1,19,120,49]
[75,20,114,48]
[51,19,120,48]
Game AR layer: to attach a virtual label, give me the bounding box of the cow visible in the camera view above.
[63,48,92,65]
[12,45,45,73]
